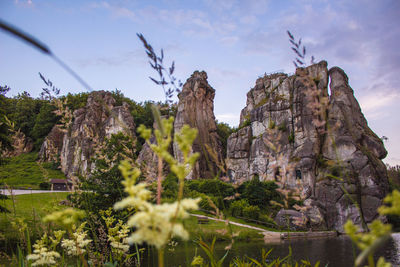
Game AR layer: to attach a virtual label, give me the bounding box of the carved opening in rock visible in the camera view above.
[295,169,302,179]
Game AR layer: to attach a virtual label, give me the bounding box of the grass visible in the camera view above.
[0,192,69,240]
[184,216,264,242]
[0,153,67,189]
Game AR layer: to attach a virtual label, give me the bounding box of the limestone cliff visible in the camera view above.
[173,71,223,179]
[39,125,64,162]
[226,61,389,232]
[58,91,135,178]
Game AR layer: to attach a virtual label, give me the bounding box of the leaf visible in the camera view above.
[303,46,306,57]
[0,19,51,54]
[39,72,49,86]
[296,58,304,65]
[149,77,160,85]
[169,61,175,75]
[287,30,294,40]
[290,39,299,48]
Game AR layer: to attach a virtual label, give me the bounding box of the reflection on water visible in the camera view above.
[143,234,400,267]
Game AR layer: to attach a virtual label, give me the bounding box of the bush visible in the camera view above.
[162,173,178,199]
[259,214,277,227]
[39,182,50,190]
[230,199,249,217]
[243,205,260,220]
[187,179,235,198]
[239,177,280,209]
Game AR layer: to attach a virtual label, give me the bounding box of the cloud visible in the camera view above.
[358,89,400,119]
[78,50,145,67]
[216,113,240,126]
[14,0,34,7]
[88,1,135,20]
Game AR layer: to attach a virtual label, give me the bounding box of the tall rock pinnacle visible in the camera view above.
[173,71,223,179]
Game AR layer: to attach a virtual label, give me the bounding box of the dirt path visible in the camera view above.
[0,189,69,195]
[190,213,273,233]
[190,214,338,241]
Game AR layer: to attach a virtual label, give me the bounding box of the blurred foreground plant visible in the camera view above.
[345,190,400,267]
[114,111,200,267]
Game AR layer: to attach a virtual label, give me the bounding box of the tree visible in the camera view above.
[216,121,235,159]
[31,102,59,149]
[0,85,12,154]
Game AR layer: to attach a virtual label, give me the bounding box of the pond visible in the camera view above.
[143,233,400,266]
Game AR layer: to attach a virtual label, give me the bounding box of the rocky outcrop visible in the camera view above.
[3,130,33,157]
[39,125,65,162]
[226,61,389,232]
[174,71,223,179]
[60,91,135,178]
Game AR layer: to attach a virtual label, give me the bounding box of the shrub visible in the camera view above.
[230,199,249,217]
[259,214,277,227]
[243,205,260,220]
[39,182,50,190]
[187,179,235,198]
[239,177,280,209]
[162,173,178,199]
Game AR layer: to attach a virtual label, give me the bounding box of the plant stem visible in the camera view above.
[157,155,163,205]
[158,248,164,267]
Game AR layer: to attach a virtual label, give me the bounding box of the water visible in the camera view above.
[2,234,399,266]
[143,234,400,266]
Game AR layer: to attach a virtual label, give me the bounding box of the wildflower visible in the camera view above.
[344,220,391,251]
[108,220,130,254]
[191,255,204,266]
[122,198,200,249]
[61,222,92,256]
[43,208,85,229]
[378,190,400,216]
[27,233,60,266]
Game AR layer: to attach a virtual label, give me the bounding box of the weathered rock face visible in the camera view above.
[2,130,33,157]
[39,125,65,162]
[174,71,223,179]
[60,91,135,178]
[137,136,159,180]
[226,61,389,232]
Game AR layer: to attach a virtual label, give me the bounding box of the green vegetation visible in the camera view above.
[268,119,276,129]
[216,121,235,159]
[0,152,66,189]
[183,216,263,242]
[0,192,68,240]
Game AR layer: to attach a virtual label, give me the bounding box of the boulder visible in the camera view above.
[274,209,308,231]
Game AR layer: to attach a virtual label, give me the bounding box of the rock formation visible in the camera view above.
[174,71,223,179]
[59,91,136,178]
[2,130,33,157]
[39,125,64,162]
[226,61,389,232]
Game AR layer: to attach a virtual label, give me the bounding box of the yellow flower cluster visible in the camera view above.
[43,208,85,230]
[61,222,92,256]
[114,160,200,249]
[115,115,200,249]
[100,209,131,255]
[26,234,60,267]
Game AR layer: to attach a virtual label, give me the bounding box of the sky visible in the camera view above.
[1,0,400,166]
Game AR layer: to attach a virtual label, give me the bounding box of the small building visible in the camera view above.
[50,179,73,191]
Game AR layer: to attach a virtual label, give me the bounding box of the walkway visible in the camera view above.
[190,213,337,241]
[0,189,69,196]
